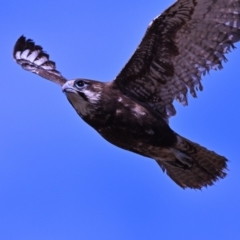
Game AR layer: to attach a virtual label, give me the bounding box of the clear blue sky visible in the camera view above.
[1,0,240,239]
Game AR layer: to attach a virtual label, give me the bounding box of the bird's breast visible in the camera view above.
[83,98,177,155]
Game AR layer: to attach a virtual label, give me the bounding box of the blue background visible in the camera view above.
[1,0,240,239]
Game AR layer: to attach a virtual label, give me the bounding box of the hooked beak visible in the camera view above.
[62,81,77,93]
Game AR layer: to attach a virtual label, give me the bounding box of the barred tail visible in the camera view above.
[157,135,228,189]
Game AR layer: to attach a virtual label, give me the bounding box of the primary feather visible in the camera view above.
[13,0,239,189]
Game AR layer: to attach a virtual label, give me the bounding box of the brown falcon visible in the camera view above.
[13,0,240,189]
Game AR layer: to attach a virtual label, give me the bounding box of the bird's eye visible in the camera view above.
[75,80,86,89]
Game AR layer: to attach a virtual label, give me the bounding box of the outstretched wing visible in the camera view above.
[113,0,240,119]
[13,36,67,86]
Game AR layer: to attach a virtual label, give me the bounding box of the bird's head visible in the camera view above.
[62,79,103,116]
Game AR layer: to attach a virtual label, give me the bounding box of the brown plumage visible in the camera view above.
[13,0,240,189]
[157,136,227,189]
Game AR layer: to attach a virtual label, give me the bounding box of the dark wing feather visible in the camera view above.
[113,0,240,119]
[13,36,67,86]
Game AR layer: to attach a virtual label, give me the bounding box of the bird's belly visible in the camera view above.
[97,126,176,160]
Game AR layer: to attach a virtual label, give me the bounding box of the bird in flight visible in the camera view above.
[13,0,240,189]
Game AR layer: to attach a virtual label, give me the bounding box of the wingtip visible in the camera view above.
[13,35,27,58]
[13,35,67,86]
[13,35,44,60]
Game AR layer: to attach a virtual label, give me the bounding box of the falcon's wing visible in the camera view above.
[13,36,67,86]
[113,0,240,119]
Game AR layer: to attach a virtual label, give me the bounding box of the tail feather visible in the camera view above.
[157,135,228,189]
